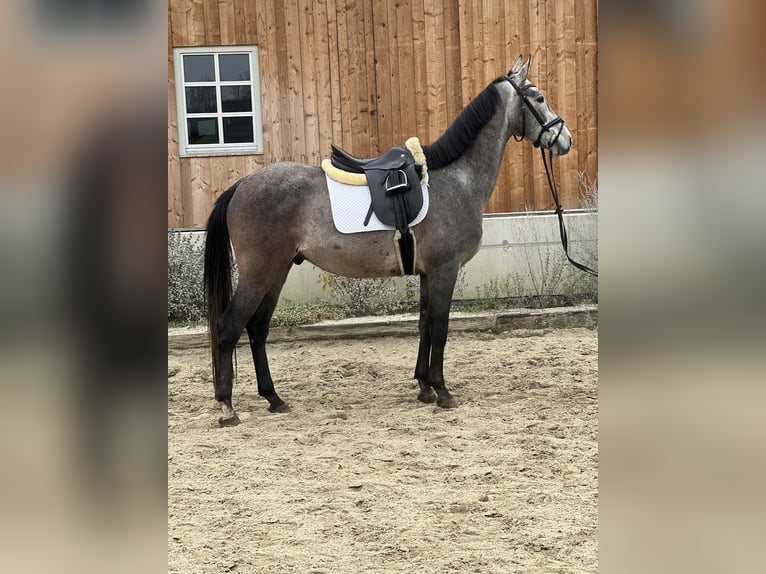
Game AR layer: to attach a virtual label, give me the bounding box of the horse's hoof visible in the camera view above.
[268,402,290,414]
[436,397,458,409]
[417,390,437,403]
[218,413,241,427]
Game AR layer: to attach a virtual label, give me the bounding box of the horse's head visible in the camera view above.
[504,56,572,156]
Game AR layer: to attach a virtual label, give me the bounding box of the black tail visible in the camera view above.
[203,183,239,386]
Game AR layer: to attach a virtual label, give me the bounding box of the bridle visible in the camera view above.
[506,76,566,149]
[503,75,598,277]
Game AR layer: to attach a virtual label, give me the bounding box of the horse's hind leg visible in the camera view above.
[245,272,290,413]
[214,286,264,426]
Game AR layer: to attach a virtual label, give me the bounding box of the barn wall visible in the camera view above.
[168,0,598,228]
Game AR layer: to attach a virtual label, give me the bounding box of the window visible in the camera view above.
[173,46,264,156]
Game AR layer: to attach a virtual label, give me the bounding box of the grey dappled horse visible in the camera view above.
[204,56,572,426]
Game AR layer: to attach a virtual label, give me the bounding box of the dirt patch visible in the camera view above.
[168,328,598,573]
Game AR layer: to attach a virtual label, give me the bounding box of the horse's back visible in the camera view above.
[227,162,324,218]
[232,162,324,201]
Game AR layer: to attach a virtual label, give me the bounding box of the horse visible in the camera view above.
[203,56,572,426]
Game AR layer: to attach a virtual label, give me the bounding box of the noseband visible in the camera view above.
[505,76,565,149]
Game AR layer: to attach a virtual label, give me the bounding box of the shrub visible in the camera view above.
[318,267,467,316]
[167,231,205,324]
[318,273,404,317]
[270,301,345,328]
[465,173,598,311]
[559,172,598,304]
[513,171,598,307]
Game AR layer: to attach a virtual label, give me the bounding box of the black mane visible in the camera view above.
[423,78,505,170]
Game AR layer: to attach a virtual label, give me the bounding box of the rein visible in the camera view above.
[540,147,598,277]
[506,76,598,278]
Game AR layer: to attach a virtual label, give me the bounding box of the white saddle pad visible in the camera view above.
[325,173,429,234]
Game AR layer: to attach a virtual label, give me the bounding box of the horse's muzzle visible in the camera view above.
[549,125,572,156]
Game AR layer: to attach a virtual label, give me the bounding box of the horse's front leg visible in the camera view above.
[424,265,459,409]
[414,273,436,403]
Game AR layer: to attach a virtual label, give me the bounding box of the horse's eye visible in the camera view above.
[536,96,545,104]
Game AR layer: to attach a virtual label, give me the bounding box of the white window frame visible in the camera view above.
[173,45,264,156]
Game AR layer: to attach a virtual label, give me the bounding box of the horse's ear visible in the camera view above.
[509,54,523,76]
[519,56,532,82]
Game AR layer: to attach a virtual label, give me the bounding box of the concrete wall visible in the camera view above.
[174,211,597,303]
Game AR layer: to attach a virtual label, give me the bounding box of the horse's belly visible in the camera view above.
[300,230,402,278]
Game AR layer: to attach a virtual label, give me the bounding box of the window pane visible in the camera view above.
[221,86,252,112]
[223,117,254,143]
[187,118,219,145]
[185,87,217,114]
[219,54,250,81]
[183,54,215,82]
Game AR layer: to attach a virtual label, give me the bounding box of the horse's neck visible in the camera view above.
[453,105,512,208]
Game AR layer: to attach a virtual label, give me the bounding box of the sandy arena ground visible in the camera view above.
[168,328,598,573]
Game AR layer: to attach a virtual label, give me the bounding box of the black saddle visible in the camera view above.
[330,144,424,274]
[330,144,423,229]
[331,145,411,172]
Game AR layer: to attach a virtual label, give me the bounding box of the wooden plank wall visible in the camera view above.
[168,0,598,228]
